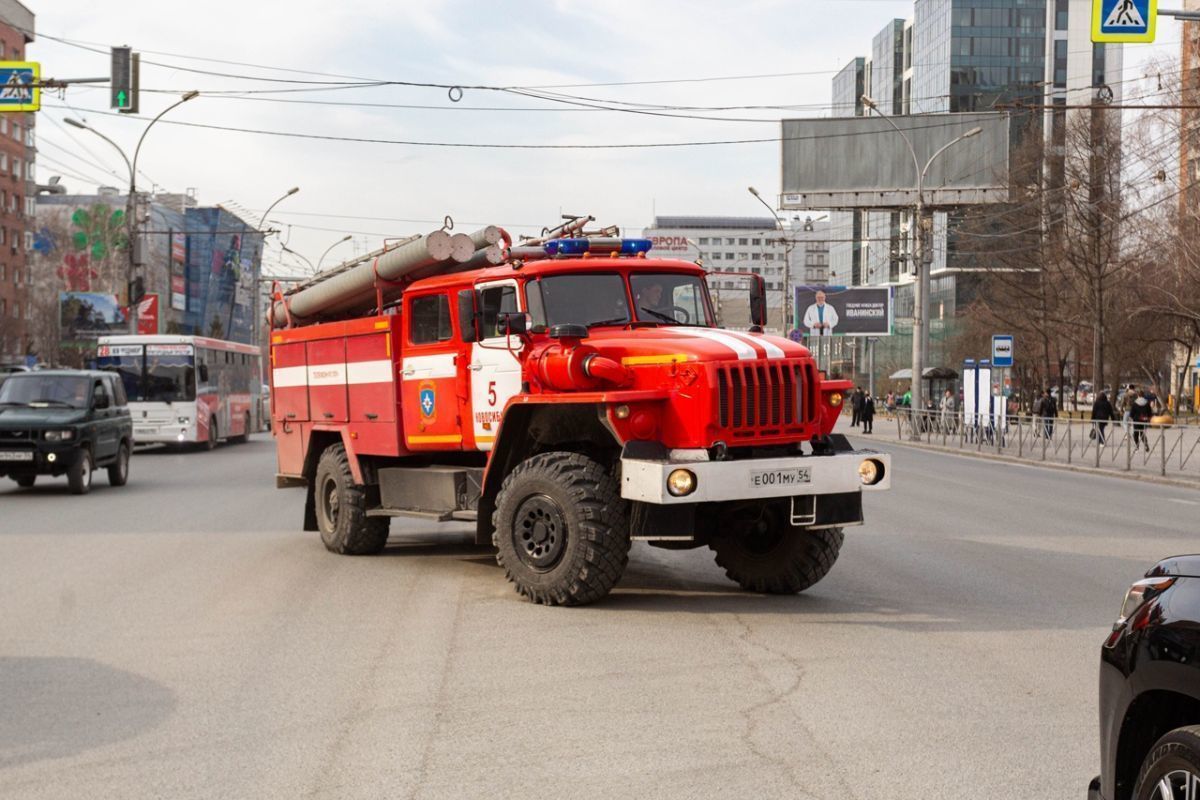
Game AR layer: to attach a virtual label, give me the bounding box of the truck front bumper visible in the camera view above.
[619,449,890,504]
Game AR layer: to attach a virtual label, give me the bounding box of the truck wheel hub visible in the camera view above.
[515,495,566,570]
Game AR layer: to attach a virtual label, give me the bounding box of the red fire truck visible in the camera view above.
[269,221,890,606]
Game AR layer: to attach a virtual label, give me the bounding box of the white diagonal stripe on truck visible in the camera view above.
[671,329,757,360]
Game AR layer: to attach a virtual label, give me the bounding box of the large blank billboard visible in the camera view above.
[780,112,1014,209]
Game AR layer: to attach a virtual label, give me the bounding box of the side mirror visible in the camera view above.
[198,364,209,383]
[457,289,480,343]
[749,274,768,328]
[498,312,528,336]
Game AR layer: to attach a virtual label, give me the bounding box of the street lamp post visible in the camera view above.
[66,90,199,334]
[251,187,299,348]
[861,94,980,436]
[317,235,353,273]
[747,186,792,335]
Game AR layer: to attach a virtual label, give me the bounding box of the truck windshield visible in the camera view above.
[531,273,631,329]
[0,374,91,408]
[629,274,714,326]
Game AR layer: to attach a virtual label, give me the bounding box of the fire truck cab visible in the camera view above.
[271,232,889,606]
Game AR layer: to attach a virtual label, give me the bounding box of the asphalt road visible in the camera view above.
[1,434,1197,799]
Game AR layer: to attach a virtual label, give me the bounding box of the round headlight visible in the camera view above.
[667,468,697,497]
[858,458,884,485]
[829,392,843,407]
[613,404,631,420]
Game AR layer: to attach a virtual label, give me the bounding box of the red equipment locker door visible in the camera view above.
[346,332,396,423]
[307,339,348,423]
[271,341,308,475]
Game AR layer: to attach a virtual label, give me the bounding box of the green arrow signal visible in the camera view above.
[117,90,127,107]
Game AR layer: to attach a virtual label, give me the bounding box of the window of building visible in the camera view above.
[698,237,709,245]
[1054,39,1068,88]
[11,194,17,213]
[409,294,452,343]
[23,231,32,250]
[24,197,33,216]
[13,159,20,179]
[13,265,19,284]
[725,237,735,245]
[1055,0,1069,30]
[710,252,721,260]
[0,264,5,281]
[25,161,32,181]
[1092,43,1106,87]
[726,252,735,260]
[11,301,18,319]
[12,122,19,142]
[0,117,7,136]
[751,238,761,246]
[764,253,775,261]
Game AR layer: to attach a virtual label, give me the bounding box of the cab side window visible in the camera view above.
[479,285,517,339]
[92,380,109,408]
[410,294,453,344]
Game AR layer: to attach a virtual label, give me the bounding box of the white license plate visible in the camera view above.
[135,427,157,436]
[0,450,33,461]
[749,467,811,490]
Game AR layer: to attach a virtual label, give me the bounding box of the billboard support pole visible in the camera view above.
[862,96,982,439]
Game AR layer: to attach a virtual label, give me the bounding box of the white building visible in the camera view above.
[640,215,830,332]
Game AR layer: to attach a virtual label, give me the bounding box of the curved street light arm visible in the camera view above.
[131,92,199,199]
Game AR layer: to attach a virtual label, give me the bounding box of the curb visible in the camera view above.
[845,430,1200,491]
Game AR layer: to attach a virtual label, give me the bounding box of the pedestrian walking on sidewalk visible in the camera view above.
[861,394,875,434]
[1131,390,1153,451]
[1091,390,1114,447]
[850,386,864,428]
[1040,389,1057,439]
[1121,385,1137,432]
[939,389,957,434]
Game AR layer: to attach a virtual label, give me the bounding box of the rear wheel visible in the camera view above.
[67,450,93,495]
[492,451,630,606]
[315,444,388,555]
[13,475,35,488]
[230,413,251,444]
[1134,726,1200,800]
[107,442,130,486]
[709,501,843,594]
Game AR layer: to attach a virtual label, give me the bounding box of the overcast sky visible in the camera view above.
[26,0,1184,275]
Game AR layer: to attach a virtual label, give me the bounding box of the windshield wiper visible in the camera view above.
[587,317,631,328]
[639,306,681,325]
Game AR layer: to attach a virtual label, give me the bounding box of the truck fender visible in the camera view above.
[475,401,620,546]
[301,427,367,532]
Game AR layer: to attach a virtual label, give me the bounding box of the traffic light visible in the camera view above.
[110,46,139,113]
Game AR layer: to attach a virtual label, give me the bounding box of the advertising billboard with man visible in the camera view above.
[795,286,892,337]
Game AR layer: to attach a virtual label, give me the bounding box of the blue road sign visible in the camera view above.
[0,62,39,111]
[1093,0,1157,43]
[992,335,1014,368]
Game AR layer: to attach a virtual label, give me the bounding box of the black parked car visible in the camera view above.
[0,370,132,494]
[1091,555,1200,800]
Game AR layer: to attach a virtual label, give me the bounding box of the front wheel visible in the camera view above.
[314,444,388,555]
[1134,725,1200,800]
[492,451,630,606]
[67,450,93,495]
[709,501,843,594]
[107,442,130,486]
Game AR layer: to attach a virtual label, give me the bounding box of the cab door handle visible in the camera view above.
[467,363,483,371]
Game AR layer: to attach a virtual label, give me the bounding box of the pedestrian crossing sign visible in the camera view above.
[1093,0,1157,43]
[0,62,38,112]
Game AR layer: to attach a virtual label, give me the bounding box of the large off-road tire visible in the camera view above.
[709,502,843,594]
[13,475,35,488]
[107,442,130,487]
[314,444,388,555]
[492,451,630,606]
[67,449,93,495]
[1134,725,1200,800]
